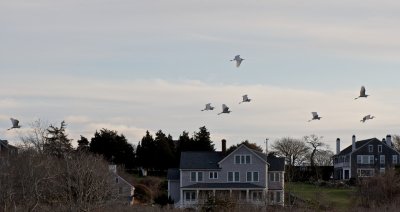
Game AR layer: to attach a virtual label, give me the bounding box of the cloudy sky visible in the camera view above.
[2,0,400,151]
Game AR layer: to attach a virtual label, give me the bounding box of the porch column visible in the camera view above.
[229,189,232,198]
[246,189,249,202]
[181,190,184,206]
[196,189,199,202]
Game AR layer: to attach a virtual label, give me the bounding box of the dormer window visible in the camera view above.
[368,145,373,153]
[234,154,251,164]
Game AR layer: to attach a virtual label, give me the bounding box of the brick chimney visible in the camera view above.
[221,139,226,155]
[386,135,392,147]
[336,138,340,155]
[352,135,356,152]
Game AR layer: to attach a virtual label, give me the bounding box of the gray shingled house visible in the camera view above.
[333,135,400,179]
[167,142,285,208]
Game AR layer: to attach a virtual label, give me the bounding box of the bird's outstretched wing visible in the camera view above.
[311,112,318,118]
[10,118,19,127]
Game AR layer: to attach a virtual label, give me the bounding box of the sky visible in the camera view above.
[1,0,400,152]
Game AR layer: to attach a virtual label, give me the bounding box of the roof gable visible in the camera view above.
[337,137,400,156]
[218,144,268,165]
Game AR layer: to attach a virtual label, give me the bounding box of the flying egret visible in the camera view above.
[360,115,375,123]
[230,55,244,67]
[218,104,231,115]
[239,95,251,104]
[8,118,21,130]
[308,112,322,122]
[355,86,369,100]
[201,103,215,111]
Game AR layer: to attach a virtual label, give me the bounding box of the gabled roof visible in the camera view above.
[180,151,224,169]
[167,168,180,180]
[218,144,269,165]
[336,137,397,156]
[181,183,264,189]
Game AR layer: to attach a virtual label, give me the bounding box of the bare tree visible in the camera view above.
[303,134,325,167]
[19,119,50,154]
[313,149,334,166]
[392,135,400,152]
[271,137,310,166]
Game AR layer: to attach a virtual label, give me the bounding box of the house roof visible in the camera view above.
[336,138,386,156]
[180,151,224,169]
[181,183,265,189]
[0,140,17,151]
[267,156,285,171]
[180,145,285,171]
[167,168,180,180]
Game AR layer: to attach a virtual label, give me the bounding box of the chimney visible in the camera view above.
[221,139,226,154]
[386,135,392,147]
[352,135,356,152]
[336,138,340,155]
[265,138,269,155]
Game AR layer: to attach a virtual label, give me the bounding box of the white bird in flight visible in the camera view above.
[8,118,21,130]
[354,86,369,100]
[218,104,231,115]
[201,103,214,111]
[239,95,251,104]
[308,112,322,122]
[230,55,244,67]
[360,115,375,123]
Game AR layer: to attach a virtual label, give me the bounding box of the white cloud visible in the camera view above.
[0,77,398,151]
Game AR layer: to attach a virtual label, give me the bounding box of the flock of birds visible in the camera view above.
[203,55,375,124]
[5,55,375,133]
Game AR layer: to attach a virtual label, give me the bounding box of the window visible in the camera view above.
[209,171,218,179]
[269,172,281,182]
[393,155,398,164]
[234,154,251,164]
[185,191,196,202]
[190,172,203,182]
[235,155,240,164]
[115,177,119,183]
[246,172,259,182]
[228,171,240,182]
[380,168,386,174]
[378,145,382,153]
[357,169,374,177]
[368,145,373,153]
[380,155,385,164]
[276,191,281,203]
[357,155,375,164]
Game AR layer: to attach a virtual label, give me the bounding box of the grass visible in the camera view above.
[286,182,355,211]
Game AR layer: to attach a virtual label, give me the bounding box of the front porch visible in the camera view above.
[179,188,266,207]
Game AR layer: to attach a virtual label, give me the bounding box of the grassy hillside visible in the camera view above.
[286,182,355,211]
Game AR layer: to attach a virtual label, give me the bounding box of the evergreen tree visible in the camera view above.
[76,135,90,152]
[136,131,155,169]
[43,121,73,157]
[89,128,135,169]
[226,140,263,155]
[192,126,215,151]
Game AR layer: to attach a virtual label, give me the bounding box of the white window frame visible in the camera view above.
[357,169,375,177]
[393,155,398,165]
[209,171,218,179]
[380,155,385,164]
[190,171,203,182]
[185,191,196,202]
[228,171,240,182]
[269,172,281,182]
[234,154,252,164]
[246,171,259,182]
[368,145,373,153]
[357,155,375,164]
